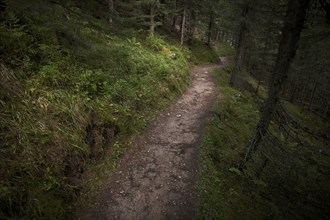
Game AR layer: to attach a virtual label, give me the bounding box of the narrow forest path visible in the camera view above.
[78,58,230,220]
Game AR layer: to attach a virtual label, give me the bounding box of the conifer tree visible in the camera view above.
[240,0,311,169]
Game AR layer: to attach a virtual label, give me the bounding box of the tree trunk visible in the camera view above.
[215,28,220,41]
[108,0,114,23]
[229,27,246,87]
[171,0,177,29]
[256,8,275,95]
[172,15,177,28]
[229,3,250,87]
[180,8,186,45]
[324,95,330,118]
[188,9,197,44]
[319,0,330,24]
[239,0,310,170]
[150,6,156,36]
[207,11,213,46]
[221,30,225,41]
[247,54,252,73]
[308,70,321,109]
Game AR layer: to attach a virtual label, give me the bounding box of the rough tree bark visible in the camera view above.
[256,7,275,95]
[187,9,197,44]
[215,28,220,41]
[324,95,330,118]
[239,0,311,170]
[319,0,330,24]
[229,2,250,87]
[207,11,214,46]
[172,0,178,29]
[180,7,186,45]
[172,15,177,28]
[150,6,156,36]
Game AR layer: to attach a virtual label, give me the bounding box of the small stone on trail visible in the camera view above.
[176,114,182,118]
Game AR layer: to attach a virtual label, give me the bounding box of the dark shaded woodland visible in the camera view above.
[0,0,329,219]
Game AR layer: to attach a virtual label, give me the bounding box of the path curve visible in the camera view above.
[78,58,230,220]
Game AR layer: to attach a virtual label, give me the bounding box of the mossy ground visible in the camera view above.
[213,41,235,57]
[197,67,330,219]
[189,40,220,65]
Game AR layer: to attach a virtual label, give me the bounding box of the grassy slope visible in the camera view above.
[0,0,220,219]
[197,67,330,219]
[189,40,220,65]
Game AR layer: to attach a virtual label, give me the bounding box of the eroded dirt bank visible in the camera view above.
[78,58,229,220]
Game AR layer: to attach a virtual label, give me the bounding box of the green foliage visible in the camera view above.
[189,40,219,65]
[213,41,235,57]
[0,0,228,218]
[0,10,36,68]
[0,0,194,219]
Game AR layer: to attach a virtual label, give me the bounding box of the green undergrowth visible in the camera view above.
[0,0,197,219]
[213,41,235,57]
[197,68,330,219]
[197,67,260,219]
[189,40,220,65]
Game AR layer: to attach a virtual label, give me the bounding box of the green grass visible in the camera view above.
[197,67,330,219]
[213,41,235,57]
[0,0,224,218]
[0,1,193,219]
[197,67,261,219]
[189,40,220,65]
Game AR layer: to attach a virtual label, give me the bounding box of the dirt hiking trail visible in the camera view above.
[78,57,230,220]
